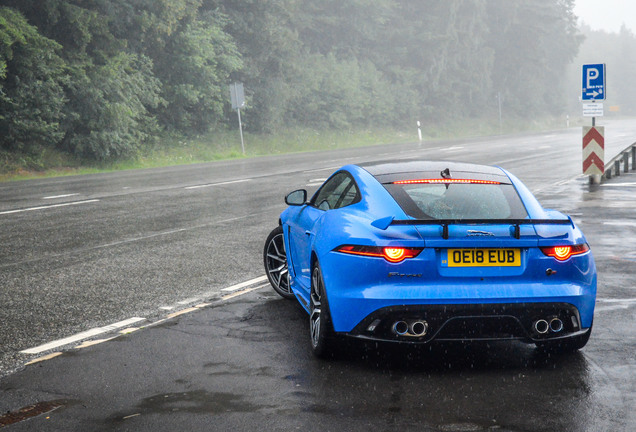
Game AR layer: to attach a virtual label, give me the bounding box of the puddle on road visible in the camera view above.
[110,390,270,423]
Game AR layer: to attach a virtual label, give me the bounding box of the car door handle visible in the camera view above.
[305,230,313,236]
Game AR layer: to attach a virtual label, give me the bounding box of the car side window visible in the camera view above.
[311,172,360,211]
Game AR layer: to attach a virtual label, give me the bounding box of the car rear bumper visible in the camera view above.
[319,251,596,336]
[344,302,590,344]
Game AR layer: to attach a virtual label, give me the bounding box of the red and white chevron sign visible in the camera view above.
[582,126,604,175]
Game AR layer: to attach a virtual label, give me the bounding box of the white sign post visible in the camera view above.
[230,83,246,155]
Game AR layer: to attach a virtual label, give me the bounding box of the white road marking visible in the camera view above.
[21,276,270,361]
[602,221,636,227]
[600,183,636,187]
[303,166,340,173]
[75,337,118,349]
[596,298,636,303]
[595,298,636,313]
[221,285,267,300]
[221,275,268,292]
[0,199,100,216]
[20,317,146,355]
[177,297,201,305]
[184,179,250,190]
[306,178,327,186]
[596,305,632,313]
[42,193,79,200]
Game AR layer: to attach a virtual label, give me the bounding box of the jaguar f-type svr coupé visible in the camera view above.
[264,161,596,357]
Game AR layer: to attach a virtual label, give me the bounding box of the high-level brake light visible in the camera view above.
[392,179,501,185]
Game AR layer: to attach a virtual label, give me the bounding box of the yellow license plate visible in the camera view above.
[447,248,520,267]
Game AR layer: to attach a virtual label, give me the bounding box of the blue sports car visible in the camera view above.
[263,161,596,357]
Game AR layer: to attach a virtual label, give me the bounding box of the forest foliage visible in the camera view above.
[0,0,587,162]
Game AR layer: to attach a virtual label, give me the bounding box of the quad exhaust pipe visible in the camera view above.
[534,319,549,334]
[392,320,428,337]
[549,317,564,333]
[533,317,564,335]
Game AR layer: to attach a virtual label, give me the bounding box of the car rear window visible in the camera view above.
[384,182,528,220]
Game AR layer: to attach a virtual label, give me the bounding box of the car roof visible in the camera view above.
[359,160,509,184]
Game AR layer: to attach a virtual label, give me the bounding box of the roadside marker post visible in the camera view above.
[230,82,246,155]
[583,126,605,180]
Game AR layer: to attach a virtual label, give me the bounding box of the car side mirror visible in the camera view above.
[285,189,307,206]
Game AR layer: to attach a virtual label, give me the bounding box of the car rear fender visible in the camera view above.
[311,209,425,262]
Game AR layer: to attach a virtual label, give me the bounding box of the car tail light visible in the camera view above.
[540,244,590,261]
[335,245,423,263]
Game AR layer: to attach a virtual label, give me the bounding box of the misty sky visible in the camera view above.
[574,0,636,33]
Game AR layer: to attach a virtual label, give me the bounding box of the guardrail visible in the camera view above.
[603,143,636,180]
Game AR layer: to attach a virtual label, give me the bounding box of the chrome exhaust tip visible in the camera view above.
[549,318,564,333]
[393,321,409,336]
[534,319,549,335]
[410,321,428,337]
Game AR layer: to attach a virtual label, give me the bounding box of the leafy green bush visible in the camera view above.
[0,7,67,155]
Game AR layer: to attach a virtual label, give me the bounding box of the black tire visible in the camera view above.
[309,262,335,358]
[535,325,592,354]
[263,226,294,299]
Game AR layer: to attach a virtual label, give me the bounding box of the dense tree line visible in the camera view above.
[1,0,580,162]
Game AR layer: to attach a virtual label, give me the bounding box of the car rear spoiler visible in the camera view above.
[373,217,574,239]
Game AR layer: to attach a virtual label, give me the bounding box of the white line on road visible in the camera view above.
[596,298,636,303]
[20,276,270,363]
[602,221,636,227]
[222,284,268,300]
[184,179,250,190]
[0,199,100,216]
[177,297,201,305]
[20,317,146,355]
[596,305,632,313]
[303,166,341,173]
[221,275,268,292]
[600,183,636,187]
[595,298,636,313]
[42,193,80,200]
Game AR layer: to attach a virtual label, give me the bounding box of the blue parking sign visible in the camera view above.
[582,64,606,101]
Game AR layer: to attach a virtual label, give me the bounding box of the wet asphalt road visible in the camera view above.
[1,119,636,430]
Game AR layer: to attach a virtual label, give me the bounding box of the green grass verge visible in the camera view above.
[0,116,574,182]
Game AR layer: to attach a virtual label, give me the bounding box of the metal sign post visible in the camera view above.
[230,83,246,155]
